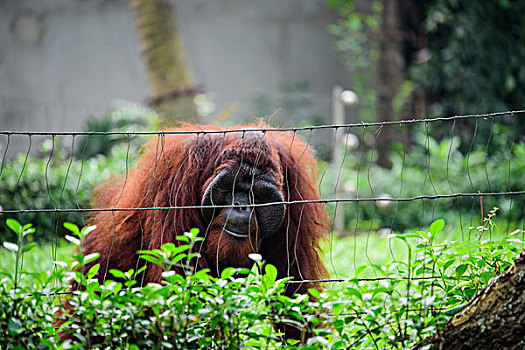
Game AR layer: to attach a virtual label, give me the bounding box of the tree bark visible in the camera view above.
[414,249,525,350]
[130,0,200,123]
[376,0,403,168]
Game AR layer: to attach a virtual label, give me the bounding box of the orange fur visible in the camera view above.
[84,122,329,295]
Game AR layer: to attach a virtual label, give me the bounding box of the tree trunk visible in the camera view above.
[414,249,525,349]
[376,0,403,168]
[130,0,200,123]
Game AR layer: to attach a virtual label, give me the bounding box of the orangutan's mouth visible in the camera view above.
[222,227,250,239]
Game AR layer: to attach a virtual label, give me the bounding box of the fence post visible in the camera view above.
[332,86,358,235]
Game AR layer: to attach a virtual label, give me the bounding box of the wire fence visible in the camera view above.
[0,109,524,288]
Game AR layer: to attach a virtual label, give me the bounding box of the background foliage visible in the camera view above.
[413,0,525,117]
[0,102,156,241]
[321,126,525,234]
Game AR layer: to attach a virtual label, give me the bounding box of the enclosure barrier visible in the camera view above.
[0,110,524,346]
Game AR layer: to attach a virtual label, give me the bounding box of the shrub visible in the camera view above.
[0,101,157,242]
[321,128,525,233]
[0,219,63,349]
[57,226,321,349]
[73,101,158,160]
[0,216,522,349]
[0,142,134,242]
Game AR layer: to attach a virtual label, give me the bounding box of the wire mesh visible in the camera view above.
[0,110,524,279]
[1,110,524,345]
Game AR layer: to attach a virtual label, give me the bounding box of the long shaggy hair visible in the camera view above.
[84,122,329,296]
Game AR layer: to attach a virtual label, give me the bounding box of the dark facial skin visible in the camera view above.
[201,163,285,240]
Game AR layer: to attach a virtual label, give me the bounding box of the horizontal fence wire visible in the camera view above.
[1,190,525,214]
[0,109,524,136]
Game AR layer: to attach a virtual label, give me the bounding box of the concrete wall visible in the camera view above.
[0,0,149,134]
[176,0,352,126]
[0,0,352,155]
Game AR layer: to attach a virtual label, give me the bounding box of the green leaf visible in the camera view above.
[8,318,22,334]
[442,259,456,271]
[455,264,468,276]
[190,227,200,237]
[264,264,278,285]
[344,287,362,300]
[3,242,19,252]
[6,219,21,235]
[21,242,36,253]
[63,222,79,236]
[221,267,237,280]
[443,303,466,316]
[331,340,345,349]
[21,227,35,237]
[140,255,162,265]
[81,225,97,237]
[109,269,126,280]
[125,269,135,279]
[480,271,493,285]
[137,250,161,257]
[162,244,190,256]
[57,320,73,334]
[21,224,34,237]
[21,223,33,232]
[308,288,321,299]
[161,242,176,251]
[356,265,367,276]
[83,253,100,265]
[136,265,147,275]
[65,235,81,246]
[87,263,100,280]
[111,281,123,294]
[249,253,263,262]
[54,260,68,268]
[430,219,445,236]
[176,234,190,243]
[395,233,421,240]
[464,287,476,299]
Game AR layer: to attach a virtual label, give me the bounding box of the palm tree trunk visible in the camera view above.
[130,0,200,123]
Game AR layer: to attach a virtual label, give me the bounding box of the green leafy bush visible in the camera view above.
[0,101,157,242]
[0,219,67,349]
[309,214,523,348]
[0,142,134,242]
[0,217,522,348]
[321,129,525,233]
[73,101,158,160]
[56,226,323,349]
